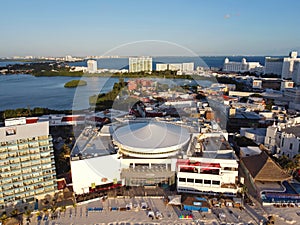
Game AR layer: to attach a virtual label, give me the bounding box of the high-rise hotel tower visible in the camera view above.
[0,117,56,210]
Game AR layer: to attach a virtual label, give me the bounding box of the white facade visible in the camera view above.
[282,51,300,79]
[71,154,121,194]
[281,80,294,90]
[129,57,152,73]
[284,87,300,104]
[223,58,262,73]
[264,119,300,157]
[168,63,182,71]
[156,64,168,71]
[177,157,239,196]
[87,60,97,73]
[265,51,300,79]
[264,125,278,154]
[240,128,266,145]
[253,79,263,89]
[182,63,194,72]
[264,57,283,75]
[292,61,300,85]
[278,126,300,158]
[0,119,56,209]
[155,62,194,73]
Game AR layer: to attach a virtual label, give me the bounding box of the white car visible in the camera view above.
[141,202,148,210]
[155,211,163,219]
[147,211,155,219]
[126,203,132,210]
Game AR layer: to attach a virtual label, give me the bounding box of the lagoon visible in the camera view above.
[0,74,213,111]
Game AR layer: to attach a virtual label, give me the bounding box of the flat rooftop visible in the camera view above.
[71,127,115,160]
[187,133,236,160]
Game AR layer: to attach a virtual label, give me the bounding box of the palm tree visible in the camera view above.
[0,212,8,225]
[10,209,19,218]
[241,185,248,200]
[24,210,32,223]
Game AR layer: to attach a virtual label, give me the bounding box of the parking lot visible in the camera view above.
[24,196,297,225]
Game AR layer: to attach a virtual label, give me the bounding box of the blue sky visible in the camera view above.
[1,0,300,57]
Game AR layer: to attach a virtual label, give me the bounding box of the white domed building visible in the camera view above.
[113,121,190,158]
[71,119,192,192]
[113,121,191,186]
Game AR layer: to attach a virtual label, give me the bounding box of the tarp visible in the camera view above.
[168,195,182,205]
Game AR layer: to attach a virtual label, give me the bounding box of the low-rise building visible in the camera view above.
[240,151,293,204]
[177,133,239,197]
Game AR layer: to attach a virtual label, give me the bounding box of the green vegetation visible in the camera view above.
[64,80,87,88]
[275,154,300,174]
[0,107,72,122]
[250,93,263,98]
[234,136,258,147]
[33,69,84,77]
[265,99,274,111]
[215,76,248,91]
[89,78,128,111]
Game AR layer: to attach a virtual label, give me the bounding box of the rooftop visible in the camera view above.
[187,133,236,160]
[241,151,291,182]
[112,121,190,152]
[282,125,300,137]
[71,127,115,160]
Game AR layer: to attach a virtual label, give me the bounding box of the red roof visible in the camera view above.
[61,115,85,122]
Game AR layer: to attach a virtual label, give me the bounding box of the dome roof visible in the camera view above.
[113,121,190,157]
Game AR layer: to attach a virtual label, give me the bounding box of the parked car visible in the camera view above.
[147,211,155,219]
[155,211,163,219]
[141,202,148,210]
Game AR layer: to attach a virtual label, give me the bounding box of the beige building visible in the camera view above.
[0,118,56,211]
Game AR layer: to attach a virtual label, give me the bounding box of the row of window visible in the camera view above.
[178,177,220,185]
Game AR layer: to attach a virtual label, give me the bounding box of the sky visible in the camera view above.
[1,0,300,57]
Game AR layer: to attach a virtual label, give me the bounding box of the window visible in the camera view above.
[204,180,211,185]
[289,143,293,150]
[281,138,284,147]
[187,178,194,183]
[298,142,300,153]
[179,178,186,182]
[195,179,202,184]
[212,180,220,185]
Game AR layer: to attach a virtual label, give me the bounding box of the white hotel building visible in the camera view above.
[129,57,152,73]
[0,118,56,211]
[264,51,300,80]
[156,62,194,73]
[87,59,98,73]
[223,58,262,73]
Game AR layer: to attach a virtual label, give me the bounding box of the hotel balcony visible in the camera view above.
[2,183,14,190]
[1,177,12,184]
[0,147,7,153]
[17,139,28,144]
[40,146,52,153]
[9,160,20,165]
[21,162,32,168]
[13,181,23,189]
[28,147,40,153]
[9,173,22,179]
[12,177,22,183]
[31,160,41,166]
[31,166,42,172]
[18,148,30,154]
[3,190,14,197]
